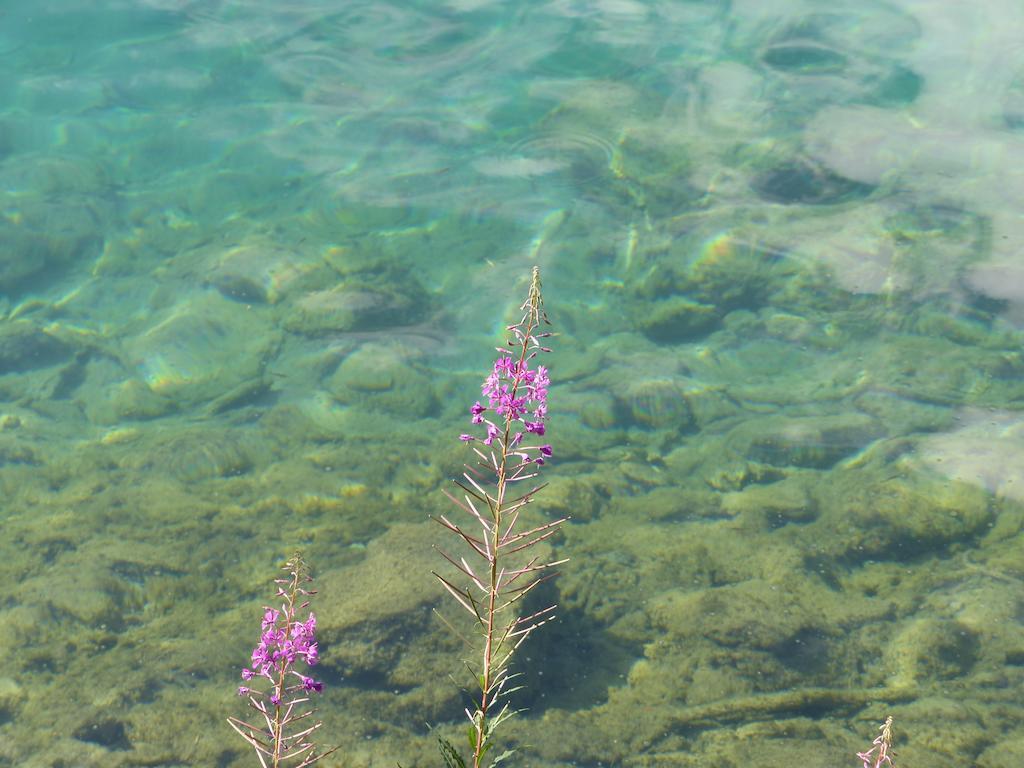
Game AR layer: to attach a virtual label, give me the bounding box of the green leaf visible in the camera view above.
[438,737,468,768]
[491,748,517,767]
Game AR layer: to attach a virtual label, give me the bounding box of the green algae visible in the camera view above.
[2,2,1024,767]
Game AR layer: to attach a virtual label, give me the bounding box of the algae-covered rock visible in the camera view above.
[894,696,988,764]
[727,413,884,470]
[854,390,954,436]
[315,522,461,722]
[978,737,1024,768]
[324,343,437,418]
[541,476,605,522]
[560,388,619,430]
[863,334,1024,407]
[101,379,175,422]
[0,199,103,294]
[683,386,741,429]
[720,475,817,527]
[140,428,255,483]
[284,279,430,336]
[648,578,829,650]
[885,618,979,687]
[813,466,993,562]
[17,558,134,630]
[0,320,74,373]
[0,677,24,720]
[124,292,278,409]
[203,241,323,305]
[612,376,695,431]
[638,296,719,342]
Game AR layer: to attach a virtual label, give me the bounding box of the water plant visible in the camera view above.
[228,553,337,767]
[433,265,567,767]
[858,715,895,768]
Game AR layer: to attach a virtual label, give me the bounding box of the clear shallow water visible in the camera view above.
[2,1,1024,766]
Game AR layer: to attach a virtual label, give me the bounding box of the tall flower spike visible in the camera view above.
[523,264,549,330]
[228,553,337,768]
[434,266,567,768]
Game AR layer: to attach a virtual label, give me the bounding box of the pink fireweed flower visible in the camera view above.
[229,553,336,766]
[438,266,566,768]
[464,312,552,464]
[239,569,323,691]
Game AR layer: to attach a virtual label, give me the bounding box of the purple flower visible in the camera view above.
[240,587,324,702]
[483,423,500,446]
[461,275,552,468]
[230,555,332,767]
[301,676,323,692]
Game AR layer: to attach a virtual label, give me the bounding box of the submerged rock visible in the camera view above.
[124,292,278,410]
[324,343,437,418]
[0,196,104,295]
[0,321,74,374]
[886,618,979,687]
[638,297,719,342]
[729,413,884,470]
[203,241,322,305]
[612,376,695,431]
[284,277,431,337]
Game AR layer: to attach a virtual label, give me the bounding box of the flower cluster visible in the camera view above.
[461,354,552,463]
[240,608,321,701]
[857,715,895,768]
[459,267,553,468]
[229,554,335,768]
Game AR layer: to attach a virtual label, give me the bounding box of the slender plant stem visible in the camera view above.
[271,575,299,768]
[473,306,538,768]
[438,266,560,768]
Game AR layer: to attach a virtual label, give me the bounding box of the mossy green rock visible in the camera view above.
[325,343,437,418]
[814,468,993,561]
[284,281,429,336]
[720,476,817,526]
[648,578,833,649]
[885,618,979,687]
[728,413,884,469]
[977,737,1024,768]
[0,321,73,373]
[638,296,719,342]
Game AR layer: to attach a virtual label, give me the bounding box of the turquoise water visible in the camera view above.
[2,0,1024,765]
